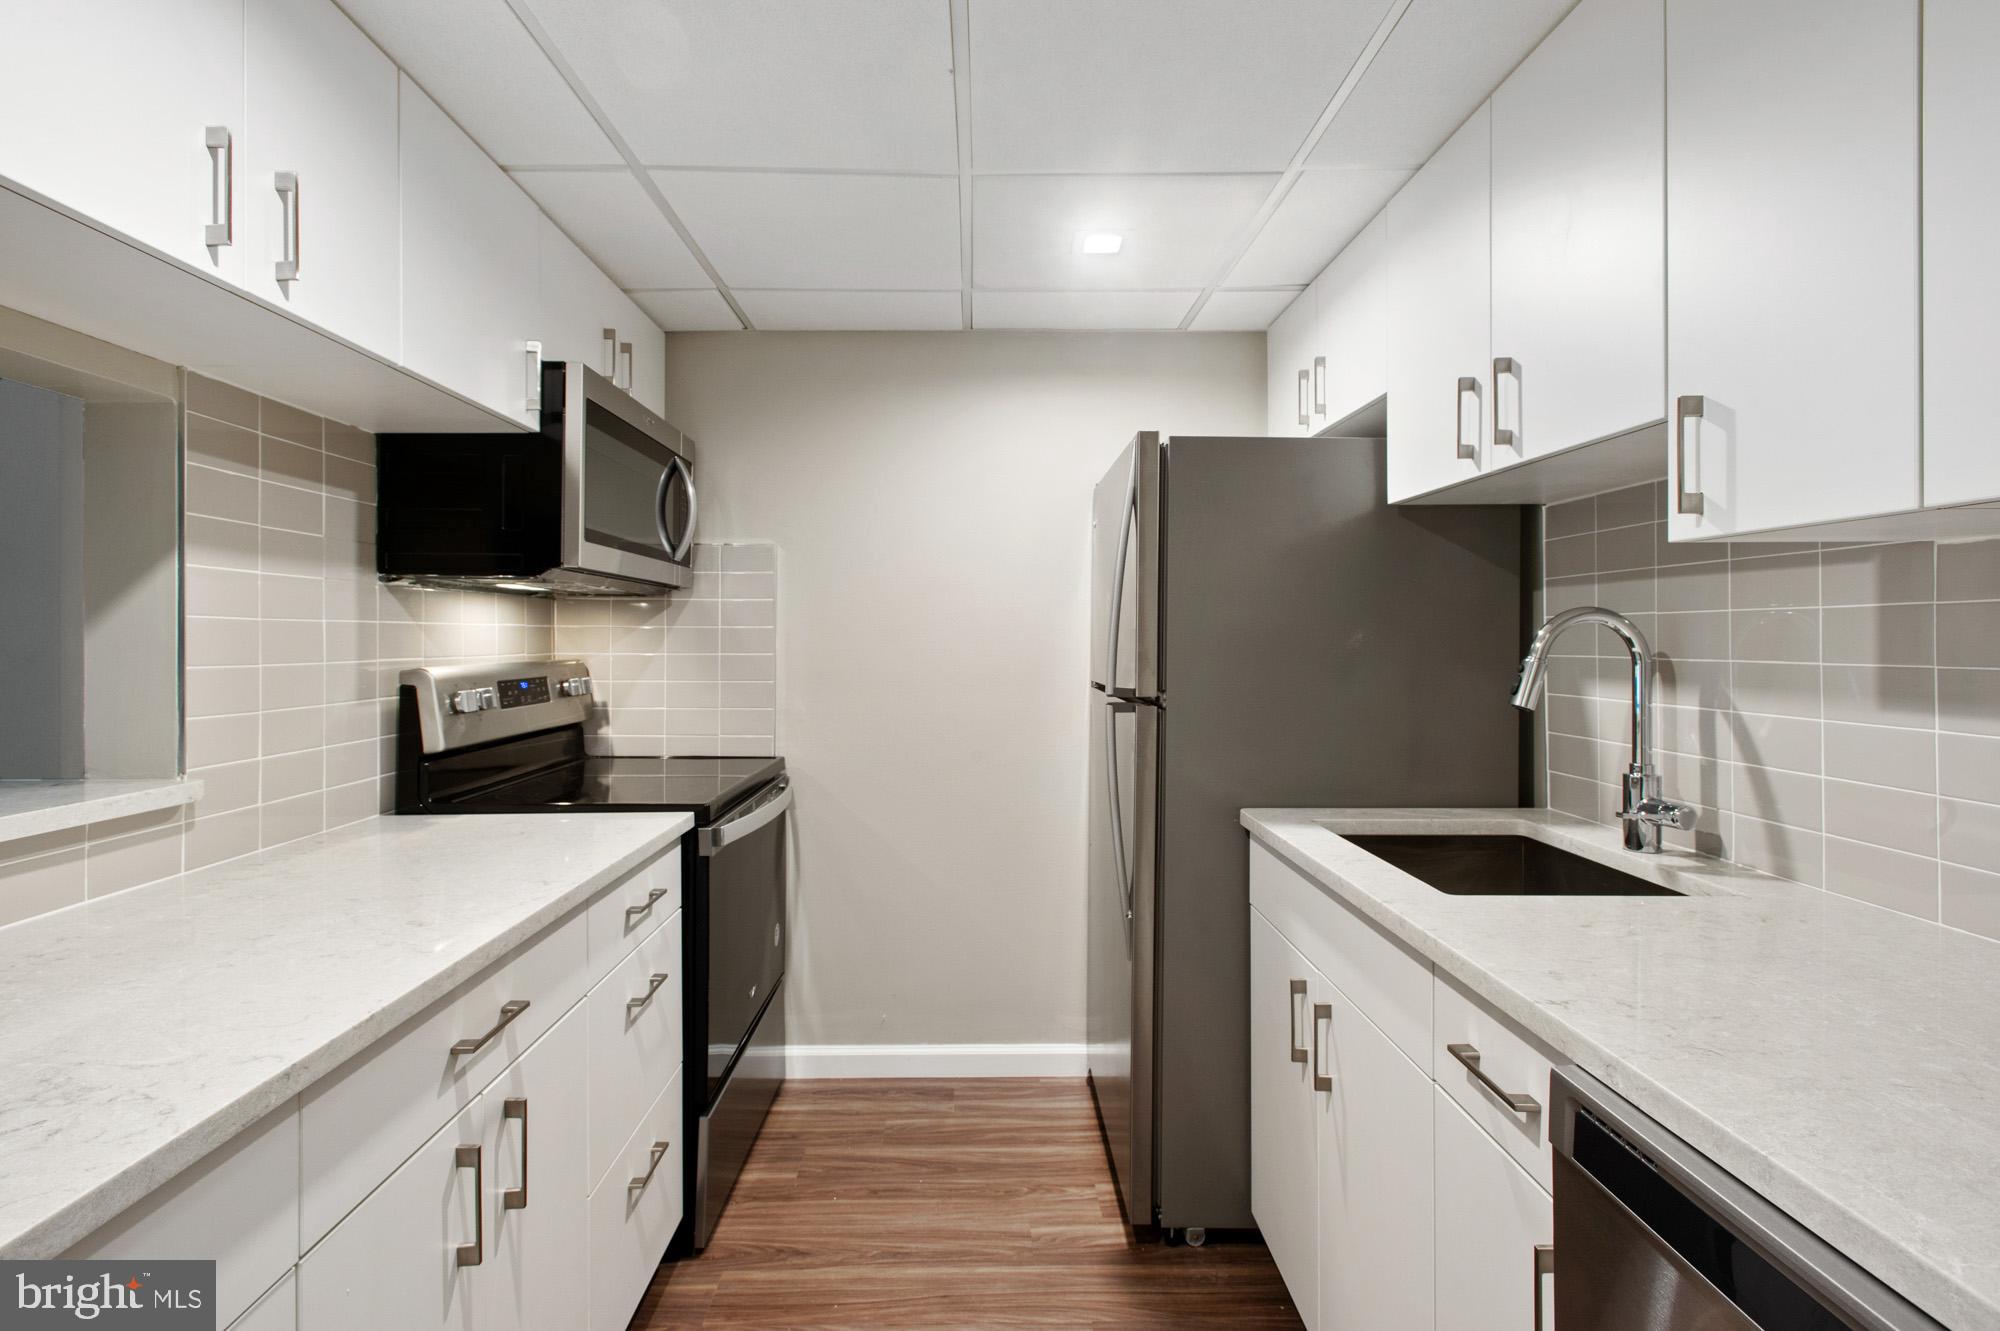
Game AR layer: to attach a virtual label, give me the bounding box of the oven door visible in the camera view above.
[560,364,695,589]
[697,775,792,1104]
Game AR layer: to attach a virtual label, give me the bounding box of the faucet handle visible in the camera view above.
[1633,798,1696,831]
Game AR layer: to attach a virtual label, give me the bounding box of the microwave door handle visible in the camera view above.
[655,456,697,564]
[674,462,698,562]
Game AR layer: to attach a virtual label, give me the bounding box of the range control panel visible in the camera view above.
[402,658,595,753]
[497,675,551,708]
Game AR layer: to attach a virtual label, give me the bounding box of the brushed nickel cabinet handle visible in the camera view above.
[1311,1003,1333,1092]
[618,341,634,391]
[1674,394,1706,516]
[1312,355,1327,416]
[524,340,543,413]
[1493,357,1520,452]
[454,1144,484,1266]
[502,1097,529,1211]
[450,999,530,1057]
[624,886,668,926]
[626,971,670,1017]
[602,327,618,377]
[628,1140,670,1196]
[205,127,233,247]
[1455,376,1479,460]
[1296,369,1310,428]
[1288,979,1308,1063]
[1532,1244,1555,1329]
[1447,1042,1541,1115]
[273,171,300,282]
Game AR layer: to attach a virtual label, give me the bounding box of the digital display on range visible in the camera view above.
[496,676,550,708]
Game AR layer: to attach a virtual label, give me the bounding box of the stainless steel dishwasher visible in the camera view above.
[1549,1067,1944,1331]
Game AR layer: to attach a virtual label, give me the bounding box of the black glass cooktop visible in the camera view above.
[414,726,781,825]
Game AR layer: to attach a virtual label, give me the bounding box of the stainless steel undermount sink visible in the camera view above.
[1341,834,1683,898]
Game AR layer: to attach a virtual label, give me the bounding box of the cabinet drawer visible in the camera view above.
[1249,840,1433,1070]
[71,1100,299,1329]
[587,909,685,1193]
[1434,970,1559,1190]
[586,846,682,981]
[299,908,589,1247]
[588,1066,684,1331]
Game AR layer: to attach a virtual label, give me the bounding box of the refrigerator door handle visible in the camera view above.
[1104,696,1136,937]
[1103,450,1138,696]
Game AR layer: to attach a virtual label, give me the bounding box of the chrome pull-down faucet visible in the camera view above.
[1512,606,1695,853]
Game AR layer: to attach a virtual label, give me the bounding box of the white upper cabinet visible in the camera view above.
[1920,0,2000,509]
[1491,0,1664,461]
[243,0,402,356]
[1308,211,1388,433]
[534,216,668,417]
[1386,102,1491,502]
[1265,289,1314,438]
[400,74,541,428]
[1664,0,1921,539]
[0,0,245,283]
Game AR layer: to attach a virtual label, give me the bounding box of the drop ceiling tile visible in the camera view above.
[510,170,710,288]
[1226,168,1408,287]
[1310,0,1578,168]
[971,0,1396,173]
[655,172,961,290]
[1189,289,1302,331]
[336,0,616,166]
[972,291,1195,331]
[521,0,957,172]
[629,289,742,331]
[973,175,1275,291]
[736,290,963,331]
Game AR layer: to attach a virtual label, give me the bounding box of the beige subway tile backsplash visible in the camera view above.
[1538,485,2000,943]
[0,381,776,931]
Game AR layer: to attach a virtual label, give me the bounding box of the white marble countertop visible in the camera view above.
[1241,807,2000,1331]
[0,809,692,1259]
[0,776,203,842]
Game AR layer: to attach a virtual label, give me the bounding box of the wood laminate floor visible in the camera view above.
[631,1078,1305,1330]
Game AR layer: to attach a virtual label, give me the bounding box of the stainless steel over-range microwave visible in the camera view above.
[376,361,696,596]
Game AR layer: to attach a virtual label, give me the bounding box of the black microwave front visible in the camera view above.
[377,362,695,597]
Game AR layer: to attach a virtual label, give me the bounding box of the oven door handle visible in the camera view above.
[698,776,792,857]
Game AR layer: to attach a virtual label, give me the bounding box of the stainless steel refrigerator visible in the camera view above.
[1087,432,1524,1236]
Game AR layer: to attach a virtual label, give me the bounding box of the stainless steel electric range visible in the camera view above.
[395,657,790,1253]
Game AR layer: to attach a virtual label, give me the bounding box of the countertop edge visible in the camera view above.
[0,813,693,1260]
[0,777,204,844]
[1238,808,1989,1331]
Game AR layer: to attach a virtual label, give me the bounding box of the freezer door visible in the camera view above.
[1087,689,1158,1226]
[1090,433,1161,696]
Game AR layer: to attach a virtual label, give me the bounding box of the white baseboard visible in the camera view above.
[783,1042,1089,1079]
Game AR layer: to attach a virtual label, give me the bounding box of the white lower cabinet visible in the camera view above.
[81,846,683,1331]
[297,1091,485,1330]
[1434,1088,1553,1331]
[1316,983,1435,1331]
[482,1006,592,1331]
[1250,844,1558,1331]
[1249,907,1321,1327]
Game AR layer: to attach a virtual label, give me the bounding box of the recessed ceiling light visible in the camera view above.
[1078,231,1124,255]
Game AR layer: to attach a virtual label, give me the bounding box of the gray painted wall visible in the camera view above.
[662,331,1266,1049]
[0,376,85,777]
